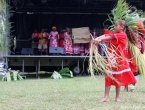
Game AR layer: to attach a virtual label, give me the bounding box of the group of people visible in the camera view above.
[31,26,109,55]
[93,6,145,102]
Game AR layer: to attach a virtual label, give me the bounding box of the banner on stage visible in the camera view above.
[72,27,91,43]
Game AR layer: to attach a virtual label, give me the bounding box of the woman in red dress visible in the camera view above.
[94,20,136,102]
[49,26,59,47]
[59,29,65,48]
[124,31,143,92]
[64,28,73,55]
[123,6,145,92]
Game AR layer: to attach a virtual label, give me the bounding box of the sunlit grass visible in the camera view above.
[0,75,145,110]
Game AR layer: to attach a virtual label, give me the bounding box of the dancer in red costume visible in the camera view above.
[94,20,136,102]
[124,6,145,92]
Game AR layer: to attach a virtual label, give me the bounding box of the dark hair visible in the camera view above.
[104,25,108,29]
[129,6,137,13]
[117,20,137,45]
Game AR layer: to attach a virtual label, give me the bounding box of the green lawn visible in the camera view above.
[0,75,145,110]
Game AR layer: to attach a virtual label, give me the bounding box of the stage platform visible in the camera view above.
[4,55,90,77]
[4,55,90,59]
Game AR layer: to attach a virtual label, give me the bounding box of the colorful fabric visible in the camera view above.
[136,22,145,54]
[136,22,144,30]
[32,32,38,39]
[59,33,64,48]
[103,29,110,44]
[105,32,136,87]
[73,44,80,54]
[38,32,49,44]
[80,44,85,54]
[127,36,141,73]
[85,43,90,54]
[49,31,59,47]
[64,32,73,54]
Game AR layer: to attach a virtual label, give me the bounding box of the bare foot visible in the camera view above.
[123,89,128,92]
[99,98,109,102]
[115,98,121,102]
[130,89,135,92]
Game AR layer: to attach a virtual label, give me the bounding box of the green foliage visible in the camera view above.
[51,68,73,79]
[105,0,129,30]
[0,0,14,55]
[2,70,23,81]
[51,71,62,79]
[59,67,73,78]
[128,41,145,78]
[105,0,145,31]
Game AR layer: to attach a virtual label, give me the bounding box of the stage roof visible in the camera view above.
[8,0,144,14]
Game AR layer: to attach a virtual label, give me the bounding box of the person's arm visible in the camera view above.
[48,32,52,39]
[57,33,59,39]
[93,35,114,45]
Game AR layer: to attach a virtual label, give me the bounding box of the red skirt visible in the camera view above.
[105,71,136,87]
[59,39,64,48]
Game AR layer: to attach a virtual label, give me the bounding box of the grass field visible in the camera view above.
[0,75,145,110]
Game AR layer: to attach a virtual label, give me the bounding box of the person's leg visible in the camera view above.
[38,44,42,55]
[40,49,42,55]
[99,86,110,102]
[43,44,48,55]
[123,85,128,92]
[130,83,136,92]
[45,49,48,55]
[130,74,139,92]
[115,87,121,102]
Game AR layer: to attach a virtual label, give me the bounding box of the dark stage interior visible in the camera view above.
[7,0,144,54]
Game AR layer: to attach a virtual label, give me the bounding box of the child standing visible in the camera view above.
[93,20,136,102]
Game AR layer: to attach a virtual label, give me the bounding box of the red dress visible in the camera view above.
[103,29,110,44]
[127,36,141,75]
[80,44,85,55]
[136,22,145,53]
[59,33,64,48]
[73,44,80,55]
[64,32,73,54]
[49,31,59,47]
[85,43,90,54]
[105,32,136,87]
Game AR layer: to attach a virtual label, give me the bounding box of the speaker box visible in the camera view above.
[49,47,65,54]
[21,48,33,55]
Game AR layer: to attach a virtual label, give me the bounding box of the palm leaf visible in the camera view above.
[106,0,129,30]
[127,40,145,78]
